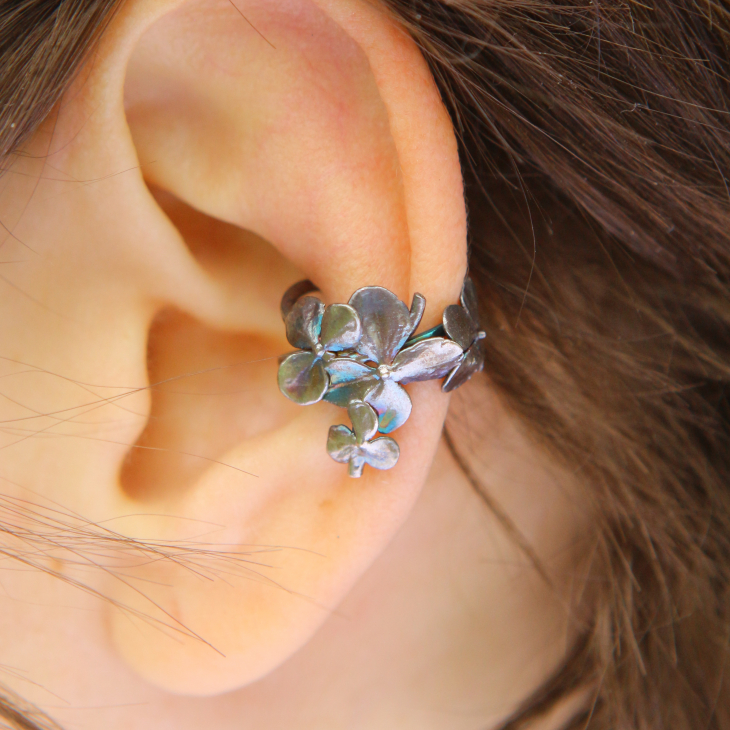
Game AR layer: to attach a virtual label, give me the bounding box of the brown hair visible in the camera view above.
[2,0,730,728]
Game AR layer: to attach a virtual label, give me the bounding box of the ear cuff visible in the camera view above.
[277,278,486,477]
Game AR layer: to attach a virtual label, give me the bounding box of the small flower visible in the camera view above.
[278,295,362,405]
[327,401,400,477]
[441,278,486,392]
[324,287,463,432]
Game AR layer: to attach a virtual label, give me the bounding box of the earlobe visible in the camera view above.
[3,0,468,696]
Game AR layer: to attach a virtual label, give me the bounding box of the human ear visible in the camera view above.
[1,0,466,695]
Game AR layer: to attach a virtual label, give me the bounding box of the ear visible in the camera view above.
[1,0,466,695]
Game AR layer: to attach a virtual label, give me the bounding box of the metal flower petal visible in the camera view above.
[390,338,464,384]
[326,425,358,462]
[280,279,318,320]
[349,287,415,364]
[440,277,487,392]
[326,401,400,477]
[443,278,483,350]
[285,296,324,350]
[278,351,329,405]
[326,339,463,429]
[279,294,365,407]
[365,378,412,433]
[349,399,379,442]
[360,438,399,471]
[442,304,475,350]
[442,340,485,392]
[319,303,362,351]
[324,358,378,407]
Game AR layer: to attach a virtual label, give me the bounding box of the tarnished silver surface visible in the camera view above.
[277,351,328,405]
[390,338,463,383]
[442,343,484,393]
[279,296,363,405]
[277,276,485,476]
[285,296,323,350]
[442,278,486,393]
[364,379,412,434]
[280,279,318,320]
[327,400,400,478]
[325,338,462,433]
[441,304,473,350]
[320,304,361,351]
[348,287,416,364]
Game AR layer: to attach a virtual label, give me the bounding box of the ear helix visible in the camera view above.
[277,276,487,476]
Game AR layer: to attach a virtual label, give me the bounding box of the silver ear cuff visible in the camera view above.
[277,277,486,477]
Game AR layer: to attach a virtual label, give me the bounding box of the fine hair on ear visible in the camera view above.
[1,0,730,728]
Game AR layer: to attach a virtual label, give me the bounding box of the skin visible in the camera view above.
[0,0,589,726]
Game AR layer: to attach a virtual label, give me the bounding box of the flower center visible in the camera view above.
[377,363,392,380]
[313,343,325,357]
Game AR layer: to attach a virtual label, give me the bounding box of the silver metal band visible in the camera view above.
[277,277,486,477]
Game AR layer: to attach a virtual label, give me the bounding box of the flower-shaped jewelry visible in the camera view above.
[324,286,463,432]
[278,295,362,405]
[276,277,485,476]
[441,278,486,392]
[327,400,400,478]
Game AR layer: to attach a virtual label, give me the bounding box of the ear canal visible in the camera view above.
[119,195,298,502]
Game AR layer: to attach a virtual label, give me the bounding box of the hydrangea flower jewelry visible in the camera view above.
[277,278,486,476]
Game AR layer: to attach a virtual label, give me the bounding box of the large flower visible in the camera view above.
[278,295,362,405]
[324,287,463,432]
[327,400,400,477]
[441,278,486,392]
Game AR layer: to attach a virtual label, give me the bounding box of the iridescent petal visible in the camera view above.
[324,381,374,408]
[365,379,412,433]
[461,277,480,325]
[320,303,362,351]
[285,296,324,350]
[361,437,400,470]
[277,351,328,405]
[441,344,483,393]
[324,358,377,407]
[348,400,379,443]
[327,425,358,463]
[326,358,373,384]
[443,304,475,350]
[391,338,464,384]
[349,287,412,364]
